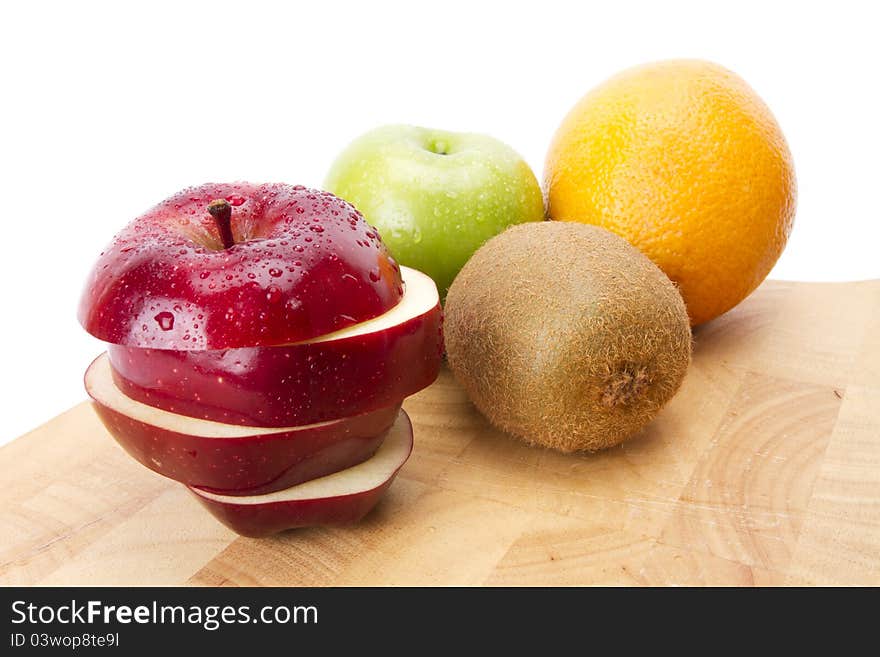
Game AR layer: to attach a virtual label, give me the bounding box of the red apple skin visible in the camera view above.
[91,399,400,495]
[190,480,397,538]
[106,302,442,426]
[189,414,413,537]
[78,183,403,350]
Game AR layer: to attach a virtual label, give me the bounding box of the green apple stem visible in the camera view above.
[207,199,235,249]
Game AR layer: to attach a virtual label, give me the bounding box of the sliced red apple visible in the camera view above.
[78,183,404,350]
[189,410,413,537]
[87,353,400,495]
[107,266,442,427]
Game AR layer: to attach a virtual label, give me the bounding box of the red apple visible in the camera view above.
[190,410,413,537]
[78,183,404,350]
[106,266,442,426]
[87,353,400,495]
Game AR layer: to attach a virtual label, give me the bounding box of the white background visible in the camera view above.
[1,0,878,445]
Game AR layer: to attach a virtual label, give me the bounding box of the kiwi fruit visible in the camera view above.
[444,221,691,452]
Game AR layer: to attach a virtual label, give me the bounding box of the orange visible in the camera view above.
[544,60,796,326]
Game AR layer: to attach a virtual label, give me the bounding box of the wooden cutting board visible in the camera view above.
[2,280,878,586]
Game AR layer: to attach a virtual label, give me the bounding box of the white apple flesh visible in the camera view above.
[190,410,413,537]
[87,353,400,495]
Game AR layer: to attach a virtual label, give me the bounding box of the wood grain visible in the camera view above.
[1,279,878,586]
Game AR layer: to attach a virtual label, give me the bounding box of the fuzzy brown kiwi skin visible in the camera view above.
[444,222,692,452]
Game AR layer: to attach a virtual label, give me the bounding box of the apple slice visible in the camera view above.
[78,183,404,350]
[190,410,413,537]
[87,353,400,495]
[107,266,442,427]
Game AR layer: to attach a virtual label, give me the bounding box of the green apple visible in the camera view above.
[324,125,544,297]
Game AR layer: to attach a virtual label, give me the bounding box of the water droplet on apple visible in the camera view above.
[226,195,246,206]
[268,268,283,277]
[368,267,381,282]
[154,312,175,331]
[199,271,210,279]
[309,224,325,233]
[265,285,283,303]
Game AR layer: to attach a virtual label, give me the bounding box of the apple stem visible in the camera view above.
[207,199,235,249]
